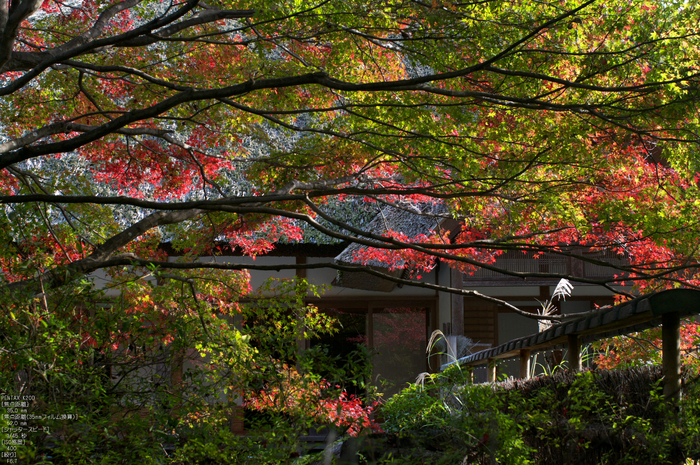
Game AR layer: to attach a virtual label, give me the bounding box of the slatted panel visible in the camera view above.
[463,298,497,347]
[469,250,568,278]
[583,250,626,277]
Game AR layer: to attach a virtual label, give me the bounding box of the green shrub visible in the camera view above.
[0,278,376,464]
[378,367,700,465]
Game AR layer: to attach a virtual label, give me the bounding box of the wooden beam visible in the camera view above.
[567,334,581,372]
[662,312,681,403]
[519,349,531,379]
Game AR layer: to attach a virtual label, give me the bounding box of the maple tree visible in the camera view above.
[1,0,700,460]
[0,0,698,311]
[593,319,700,373]
[0,0,699,298]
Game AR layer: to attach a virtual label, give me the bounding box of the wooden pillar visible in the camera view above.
[568,334,581,372]
[451,268,464,336]
[366,305,374,398]
[170,348,185,413]
[171,351,184,387]
[230,405,245,435]
[428,304,440,372]
[366,306,374,349]
[519,349,531,380]
[487,359,496,383]
[662,312,681,403]
[296,257,307,354]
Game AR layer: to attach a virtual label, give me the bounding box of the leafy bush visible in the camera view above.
[0,277,379,464]
[381,366,533,465]
[378,366,700,465]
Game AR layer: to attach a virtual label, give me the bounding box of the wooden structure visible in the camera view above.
[442,289,700,402]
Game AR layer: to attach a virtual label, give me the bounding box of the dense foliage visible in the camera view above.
[1,0,699,298]
[0,278,379,463]
[2,0,700,462]
[378,366,700,464]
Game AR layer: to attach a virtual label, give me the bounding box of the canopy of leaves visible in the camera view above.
[1,0,699,300]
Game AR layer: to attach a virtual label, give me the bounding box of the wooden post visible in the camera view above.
[567,334,581,372]
[487,359,496,383]
[519,349,531,379]
[662,312,681,403]
[296,258,308,366]
[171,350,184,387]
[451,268,464,336]
[170,349,184,414]
[366,305,374,398]
[366,306,374,349]
[230,405,245,435]
[428,304,440,372]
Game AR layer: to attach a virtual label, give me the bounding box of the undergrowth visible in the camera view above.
[376,366,700,465]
